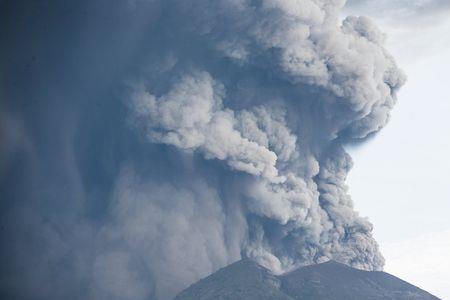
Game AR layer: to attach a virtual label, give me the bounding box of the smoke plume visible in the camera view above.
[0,1,404,299]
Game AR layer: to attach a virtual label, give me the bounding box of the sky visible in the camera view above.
[344,1,450,298]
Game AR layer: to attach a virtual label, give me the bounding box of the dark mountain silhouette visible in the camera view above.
[175,259,440,300]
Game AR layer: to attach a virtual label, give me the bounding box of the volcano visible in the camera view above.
[175,259,440,300]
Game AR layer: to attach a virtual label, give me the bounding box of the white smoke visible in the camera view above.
[129,71,286,183]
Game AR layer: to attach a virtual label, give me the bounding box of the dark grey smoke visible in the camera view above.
[0,1,404,300]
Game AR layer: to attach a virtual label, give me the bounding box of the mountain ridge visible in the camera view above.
[175,259,440,300]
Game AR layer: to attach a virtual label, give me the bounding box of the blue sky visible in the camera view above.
[344,1,450,298]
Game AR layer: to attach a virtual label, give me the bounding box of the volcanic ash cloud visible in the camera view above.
[118,1,406,298]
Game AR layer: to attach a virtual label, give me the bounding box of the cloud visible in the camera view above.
[345,0,450,23]
[382,229,450,299]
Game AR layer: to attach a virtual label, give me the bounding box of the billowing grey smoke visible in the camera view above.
[126,0,404,274]
[0,1,405,300]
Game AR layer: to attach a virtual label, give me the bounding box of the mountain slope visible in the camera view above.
[175,260,440,300]
[281,260,439,300]
[174,259,293,300]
